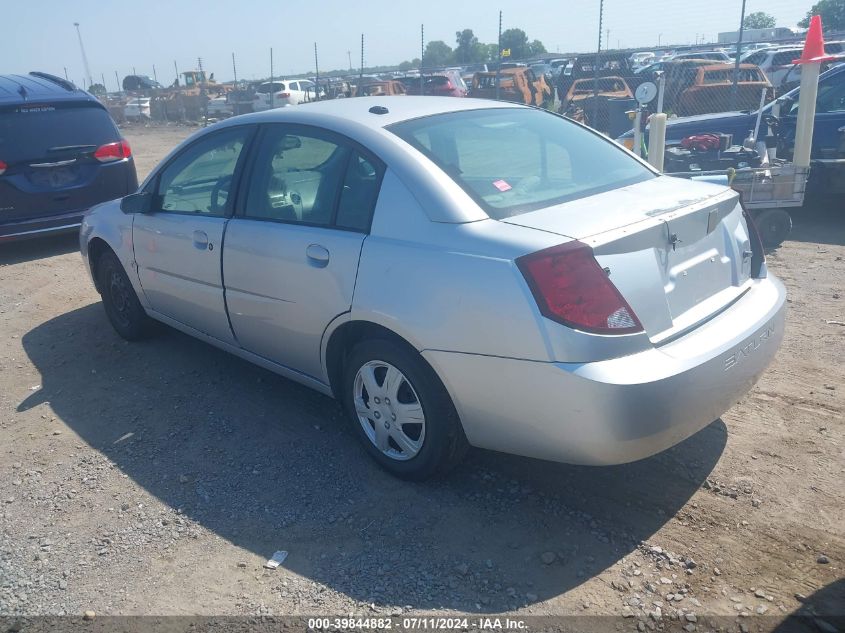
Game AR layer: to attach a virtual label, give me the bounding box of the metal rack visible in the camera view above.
[670,164,810,209]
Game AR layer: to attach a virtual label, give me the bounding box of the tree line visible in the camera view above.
[395,27,548,70]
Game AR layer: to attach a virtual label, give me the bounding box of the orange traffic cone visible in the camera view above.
[793,15,836,64]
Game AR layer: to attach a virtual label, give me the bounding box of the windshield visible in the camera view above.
[389,108,654,219]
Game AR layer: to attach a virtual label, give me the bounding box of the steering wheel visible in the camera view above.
[209,174,233,213]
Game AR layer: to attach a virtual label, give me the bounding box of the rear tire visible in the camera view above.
[97,250,151,341]
[341,339,468,480]
[752,208,792,248]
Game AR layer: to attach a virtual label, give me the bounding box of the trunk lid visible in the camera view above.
[503,176,754,342]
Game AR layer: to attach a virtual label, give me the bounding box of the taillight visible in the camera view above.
[516,240,643,335]
[94,140,132,163]
[0,160,6,175]
[276,92,290,98]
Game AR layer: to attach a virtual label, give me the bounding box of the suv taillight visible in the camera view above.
[0,160,6,175]
[516,240,643,335]
[94,140,132,163]
[276,92,290,98]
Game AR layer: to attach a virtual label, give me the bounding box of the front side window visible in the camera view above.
[243,126,384,230]
[156,127,249,216]
[389,108,653,219]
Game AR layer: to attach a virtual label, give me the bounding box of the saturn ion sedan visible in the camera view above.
[80,97,786,479]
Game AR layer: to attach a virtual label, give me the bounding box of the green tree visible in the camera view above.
[500,28,529,59]
[743,11,777,28]
[423,40,454,67]
[87,83,107,96]
[528,39,547,55]
[798,0,845,29]
[455,29,481,63]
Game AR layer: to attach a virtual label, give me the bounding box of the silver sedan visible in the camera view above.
[80,97,786,479]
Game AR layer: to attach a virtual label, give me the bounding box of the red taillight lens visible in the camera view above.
[94,140,132,163]
[0,160,6,175]
[276,92,290,98]
[516,240,643,335]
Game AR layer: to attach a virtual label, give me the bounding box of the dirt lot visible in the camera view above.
[1,123,843,631]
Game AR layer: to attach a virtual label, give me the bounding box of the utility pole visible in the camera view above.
[360,34,364,81]
[420,24,425,96]
[101,73,106,93]
[495,10,502,101]
[594,0,604,125]
[152,64,158,83]
[270,47,274,86]
[730,0,747,110]
[314,43,320,101]
[174,60,179,87]
[73,22,93,89]
[347,50,352,71]
[115,71,120,92]
[232,52,238,84]
[198,56,207,126]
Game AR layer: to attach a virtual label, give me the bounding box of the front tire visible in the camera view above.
[97,250,151,341]
[341,339,468,480]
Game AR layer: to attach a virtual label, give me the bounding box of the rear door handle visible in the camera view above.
[306,243,330,266]
[192,230,210,250]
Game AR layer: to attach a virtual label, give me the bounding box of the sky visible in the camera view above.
[2,0,808,88]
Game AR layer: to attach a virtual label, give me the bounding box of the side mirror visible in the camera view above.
[120,191,154,214]
[280,135,302,151]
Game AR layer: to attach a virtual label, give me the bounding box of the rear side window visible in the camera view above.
[257,82,285,94]
[390,108,653,219]
[0,103,118,163]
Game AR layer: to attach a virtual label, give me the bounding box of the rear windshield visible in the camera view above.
[257,82,285,93]
[0,102,118,163]
[389,108,654,219]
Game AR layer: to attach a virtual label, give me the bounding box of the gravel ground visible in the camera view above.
[0,123,843,631]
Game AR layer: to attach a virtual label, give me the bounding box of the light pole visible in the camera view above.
[658,33,662,47]
[730,0,748,110]
[73,22,93,89]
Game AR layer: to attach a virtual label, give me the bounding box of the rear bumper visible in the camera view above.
[0,210,85,242]
[424,275,786,465]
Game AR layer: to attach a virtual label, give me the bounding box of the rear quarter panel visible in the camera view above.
[350,170,556,361]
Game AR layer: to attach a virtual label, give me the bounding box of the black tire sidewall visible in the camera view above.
[97,251,148,340]
[341,339,466,480]
[755,209,792,248]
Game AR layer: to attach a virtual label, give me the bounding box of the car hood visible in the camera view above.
[616,110,754,140]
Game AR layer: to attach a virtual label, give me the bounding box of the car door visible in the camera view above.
[133,125,253,343]
[223,124,384,380]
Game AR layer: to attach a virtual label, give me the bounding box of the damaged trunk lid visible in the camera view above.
[502,176,754,342]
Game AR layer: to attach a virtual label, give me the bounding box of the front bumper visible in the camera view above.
[424,275,786,465]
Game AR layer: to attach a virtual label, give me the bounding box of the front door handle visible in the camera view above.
[306,243,330,266]
[192,230,210,250]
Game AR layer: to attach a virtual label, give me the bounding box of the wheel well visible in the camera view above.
[325,321,422,400]
[87,237,113,294]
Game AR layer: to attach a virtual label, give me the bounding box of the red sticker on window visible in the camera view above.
[492,179,512,192]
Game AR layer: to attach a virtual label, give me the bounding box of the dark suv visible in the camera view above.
[1,72,138,242]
